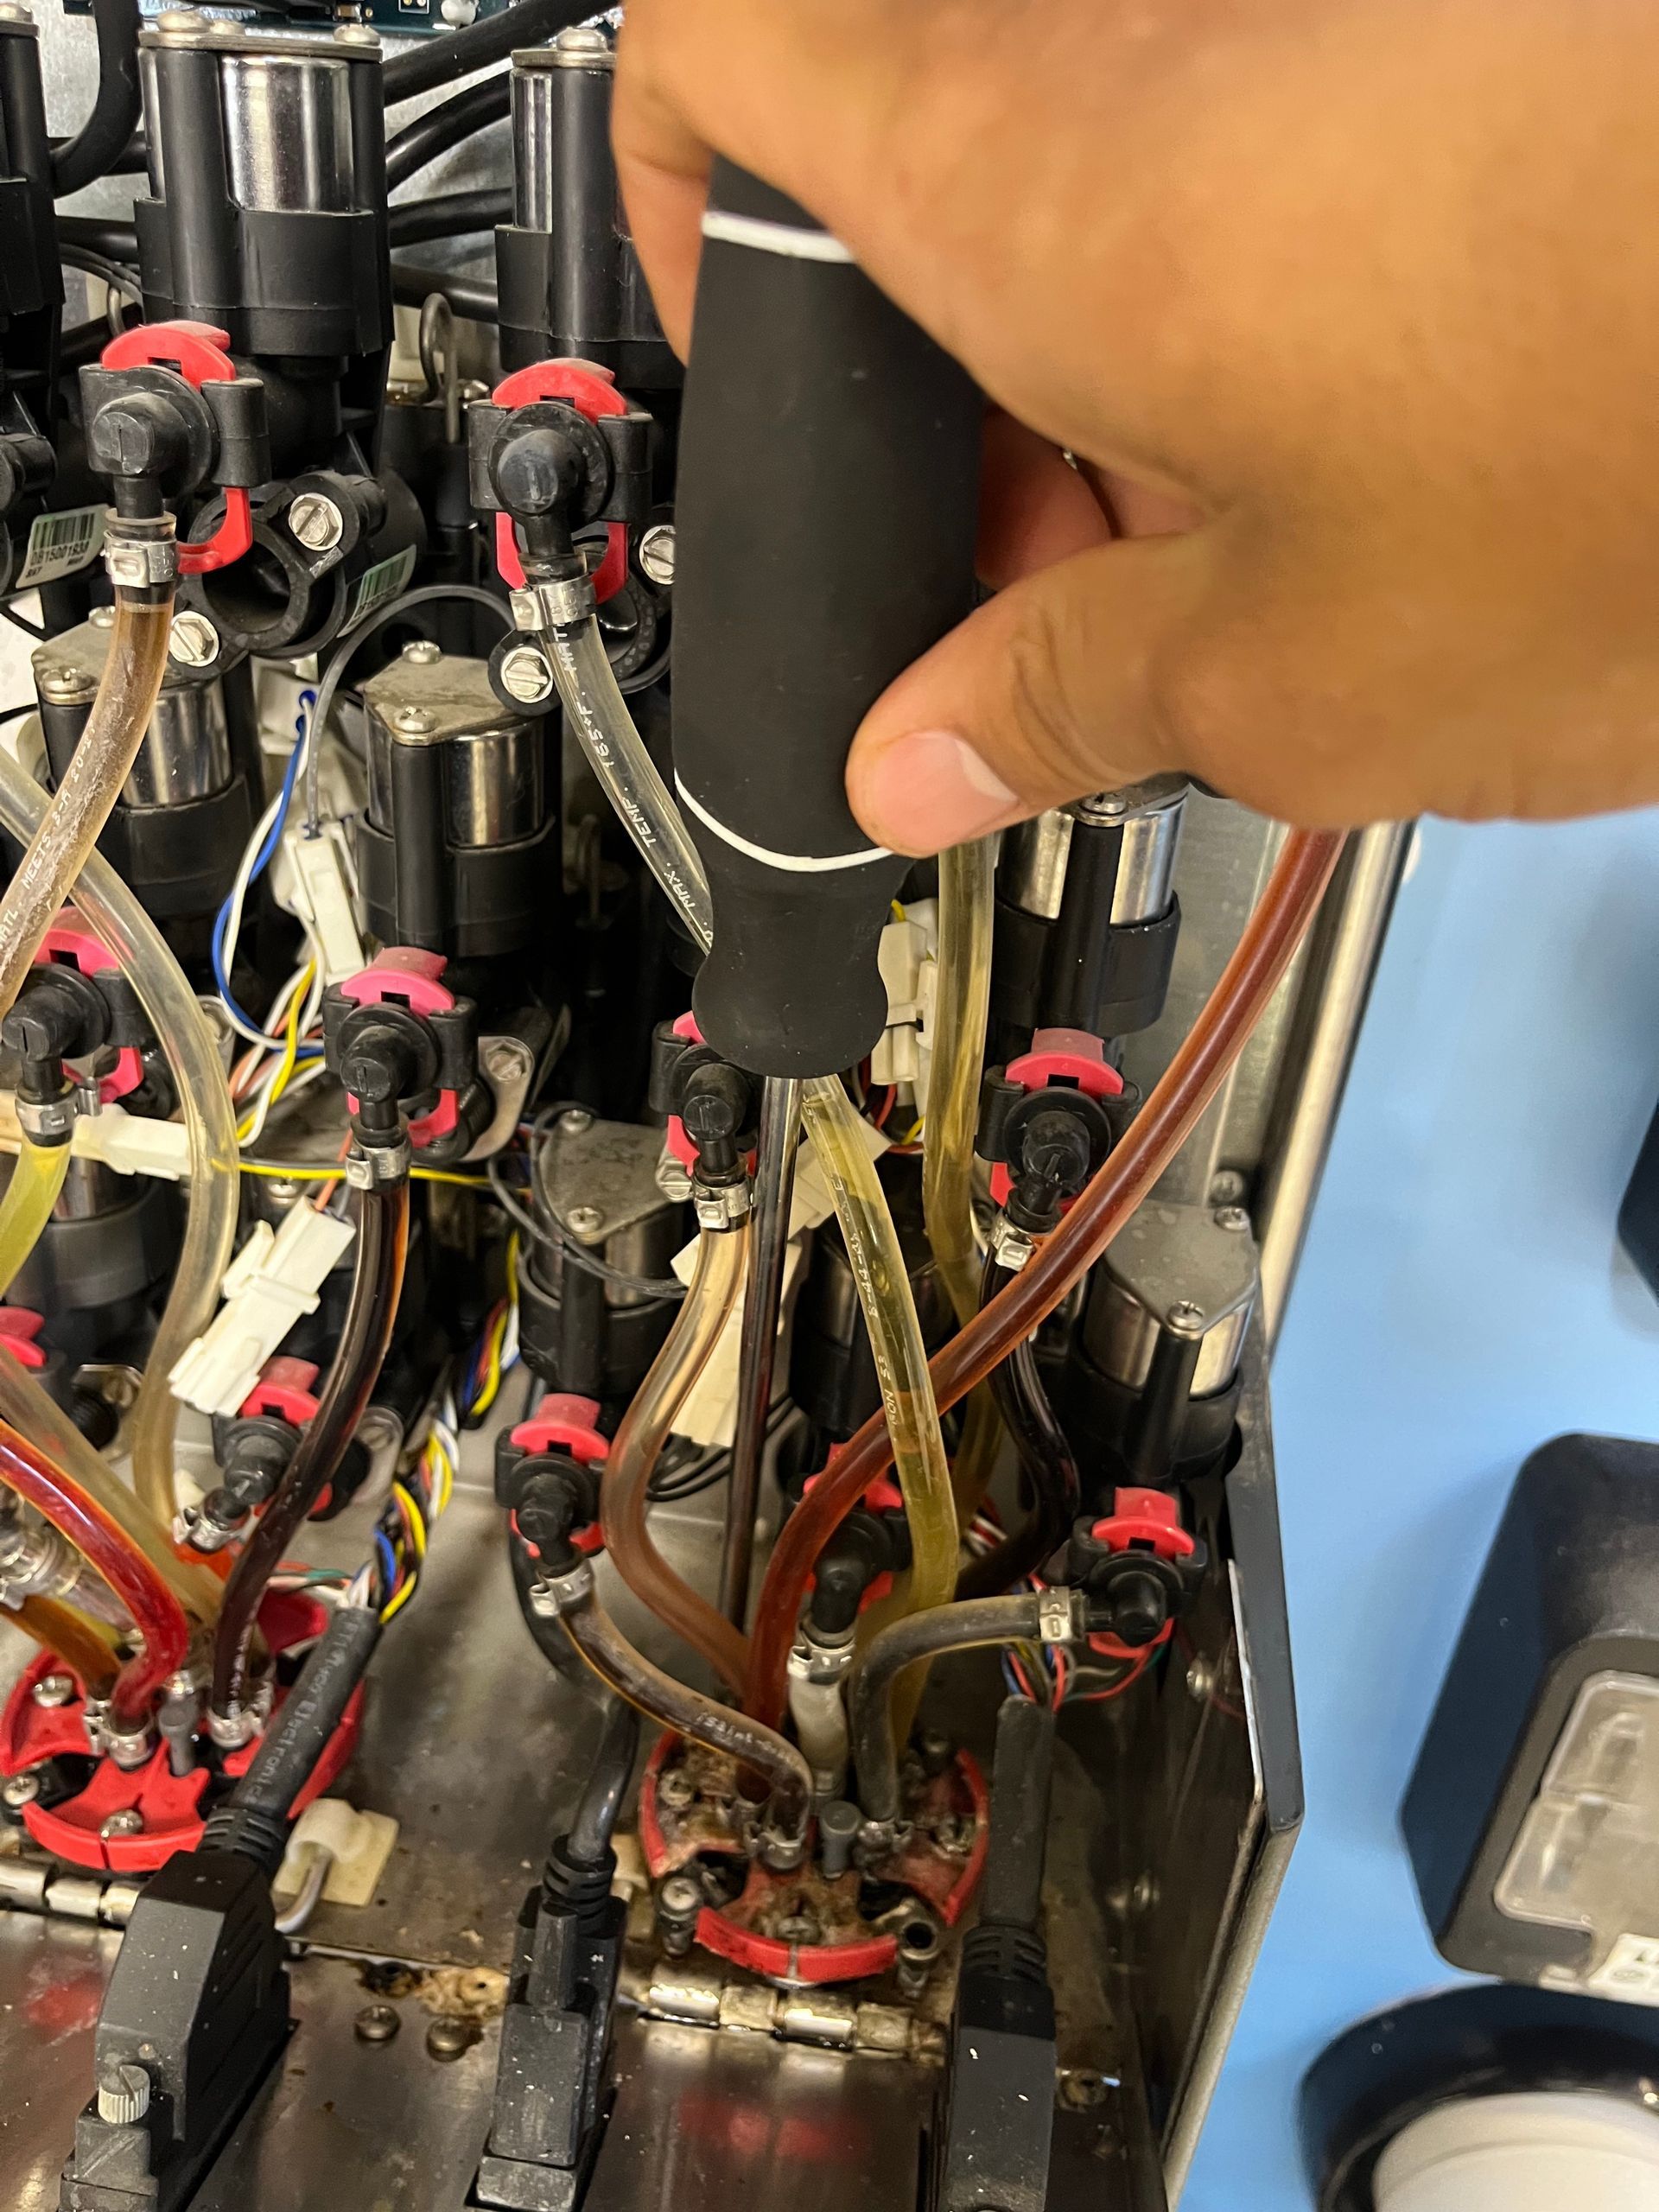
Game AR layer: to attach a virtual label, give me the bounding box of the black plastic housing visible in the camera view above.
[672,163,981,1078]
[1402,1432,1659,1984]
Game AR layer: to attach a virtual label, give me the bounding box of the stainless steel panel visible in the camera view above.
[220,50,357,215]
[585,2017,932,2212]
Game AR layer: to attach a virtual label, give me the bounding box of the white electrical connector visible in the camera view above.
[871,895,939,1110]
[169,1205,356,1418]
[0,1098,191,1182]
[273,820,365,985]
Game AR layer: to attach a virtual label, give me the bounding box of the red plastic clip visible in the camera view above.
[99,321,252,577]
[990,1027,1126,1207]
[509,1392,610,1468]
[0,1310,48,1370]
[490,359,630,603]
[1089,1487,1197,1562]
[33,910,144,1103]
[337,949,460,1152]
[238,1355,321,1428]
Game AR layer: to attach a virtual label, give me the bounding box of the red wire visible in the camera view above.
[872,1085,897,1129]
[1075,1649,1154,1703]
[0,1419,188,1730]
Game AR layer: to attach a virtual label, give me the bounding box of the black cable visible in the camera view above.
[60,243,143,319]
[508,1519,585,1678]
[391,261,499,324]
[956,1253,1084,1599]
[382,0,590,105]
[0,704,35,728]
[56,214,137,261]
[388,187,512,248]
[0,604,42,640]
[979,1696,1056,1933]
[52,0,143,199]
[567,1694,639,1866]
[385,69,511,190]
[200,1605,382,1875]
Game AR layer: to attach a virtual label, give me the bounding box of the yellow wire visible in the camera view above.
[237,1160,492,1188]
[391,1480,427,1560]
[236,963,315,1144]
[380,1574,417,1623]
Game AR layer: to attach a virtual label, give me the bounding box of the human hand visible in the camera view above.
[615,0,1659,852]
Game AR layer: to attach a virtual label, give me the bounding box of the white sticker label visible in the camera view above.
[14,504,106,589]
[341,543,417,635]
[1587,1933,1659,2004]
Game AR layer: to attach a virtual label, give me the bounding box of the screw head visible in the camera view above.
[565,1204,605,1239]
[1077,790,1129,821]
[438,0,477,22]
[1166,1299,1207,1336]
[288,493,344,553]
[400,639,442,666]
[333,21,380,42]
[657,1767,696,1813]
[391,705,436,736]
[155,8,207,35]
[658,1872,702,1920]
[425,2015,478,2062]
[354,2003,401,2044]
[96,2060,151,2125]
[499,645,555,706]
[99,1809,144,1840]
[637,523,677,589]
[37,665,92,705]
[557,1108,594,1136]
[0,6,36,28]
[1212,1205,1250,1234]
[33,1672,76,1708]
[552,22,611,60]
[481,1037,527,1081]
[3,1771,40,1810]
[168,610,219,669]
[1185,1656,1217,1704]
[1208,1169,1248,1206]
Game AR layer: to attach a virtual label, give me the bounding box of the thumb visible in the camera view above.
[845,535,1212,857]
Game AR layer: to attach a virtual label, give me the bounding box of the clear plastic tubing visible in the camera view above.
[0,1415,189,1729]
[0,546,174,1025]
[922,837,1001,1526]
[599,1220,752,1694]
[745,828,1348,1728]
[13,1596,120,1700]
[0,1137,71,1300]
[0,746,241,1533]
[0,1340,220,1623]
[545,610,958,1690]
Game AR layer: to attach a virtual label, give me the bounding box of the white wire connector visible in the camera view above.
[169,1205,356,1418]
[870,895,938,1108]
[271,821,365,986]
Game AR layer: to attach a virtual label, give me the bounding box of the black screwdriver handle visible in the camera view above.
[671,162,982,1080]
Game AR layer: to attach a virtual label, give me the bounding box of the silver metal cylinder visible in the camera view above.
[220,48,356,212]
[124,679,232,808]
[512,29,613,232]
[362,652,548,849]
[1000,810,1072,921]
[142,22,369,213]
[1071,773,1189,924]
[1083,1201,1258,1399]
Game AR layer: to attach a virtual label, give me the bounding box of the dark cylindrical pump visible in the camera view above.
[497,24,675,385]
[671,162,982,1080]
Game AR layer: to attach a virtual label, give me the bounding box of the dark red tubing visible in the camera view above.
[0,1417,188,1730]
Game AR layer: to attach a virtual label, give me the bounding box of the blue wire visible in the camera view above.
[211,692,314,1033]
[374,1529,397,1603]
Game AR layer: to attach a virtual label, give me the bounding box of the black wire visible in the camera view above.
[56,215,138,262]
[382,0,591,105]
[52,0,143,199]
[60,244,143,312]
[956,1252,1084,1599]
[0,703,35,728]
[0,604,43,640]
[391,262,499,325]
[385,70,511,190]
[388,188,512,248]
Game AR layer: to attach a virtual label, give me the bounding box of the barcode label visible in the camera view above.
[341,544,417,634]
[14,505,106,589]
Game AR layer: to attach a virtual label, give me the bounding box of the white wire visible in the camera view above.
[238,1052,330,1151]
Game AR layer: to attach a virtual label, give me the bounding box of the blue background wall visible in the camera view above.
[1185,810,1659,2209]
